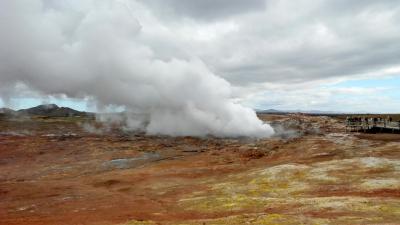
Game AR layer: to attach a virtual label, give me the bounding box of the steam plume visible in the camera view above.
[0,0,274,138]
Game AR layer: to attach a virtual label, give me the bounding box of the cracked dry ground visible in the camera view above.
[1,115,400,225]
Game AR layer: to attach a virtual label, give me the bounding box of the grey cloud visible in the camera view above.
[1,0,400,118]
[138,0,267,21]
[188,0,400,85]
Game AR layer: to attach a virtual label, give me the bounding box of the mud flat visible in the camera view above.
[1,114,400,224]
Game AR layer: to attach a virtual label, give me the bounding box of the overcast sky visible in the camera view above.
[1,0,400,113]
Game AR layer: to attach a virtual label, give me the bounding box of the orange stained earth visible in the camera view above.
[1,114,400,225]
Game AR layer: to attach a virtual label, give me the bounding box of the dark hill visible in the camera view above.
[257,109,288,115]
[17,104,89,117]
[0,108,16,114]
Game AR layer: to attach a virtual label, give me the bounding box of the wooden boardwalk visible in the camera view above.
[346,120,400,133]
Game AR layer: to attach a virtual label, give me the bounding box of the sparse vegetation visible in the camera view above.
[1,113,400,224]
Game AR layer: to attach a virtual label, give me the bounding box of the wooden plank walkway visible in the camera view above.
[346,120,400,133]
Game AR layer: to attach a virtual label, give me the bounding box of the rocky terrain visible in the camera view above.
[0,113,400,224]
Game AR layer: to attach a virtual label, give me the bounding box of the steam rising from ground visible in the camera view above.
[0,0,274,137]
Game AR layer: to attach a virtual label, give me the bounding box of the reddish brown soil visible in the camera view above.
[1,115,400,224]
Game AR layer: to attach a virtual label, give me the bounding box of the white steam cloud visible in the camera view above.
[0,0,274,138]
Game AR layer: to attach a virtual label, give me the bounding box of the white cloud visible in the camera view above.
[0,0,274,137]
[1,0,400,118]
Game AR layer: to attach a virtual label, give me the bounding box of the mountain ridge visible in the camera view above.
[0,104,90,117]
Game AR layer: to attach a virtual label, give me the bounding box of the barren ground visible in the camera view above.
[1,114,400,225]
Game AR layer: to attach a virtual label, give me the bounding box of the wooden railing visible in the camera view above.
[345,119,400,132]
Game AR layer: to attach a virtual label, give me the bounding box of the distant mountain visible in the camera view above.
[256,109,286,114]
[299,110,344,115]
[0,107,16,114]
[257,108,344,115]
[17,104,89,117]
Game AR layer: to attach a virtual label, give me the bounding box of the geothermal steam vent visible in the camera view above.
[0,1,274,138]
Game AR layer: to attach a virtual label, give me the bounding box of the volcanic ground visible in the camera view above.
[1,114,400,225]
